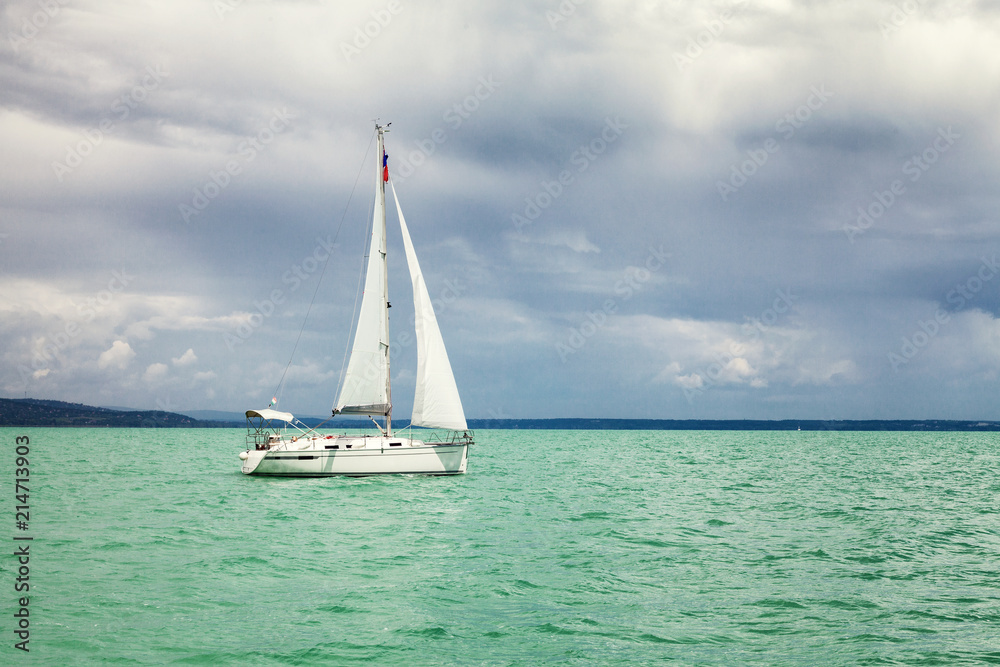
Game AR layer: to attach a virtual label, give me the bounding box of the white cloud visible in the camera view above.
[98,340,135,370]
[125,313,246,341]
[674,373,703,389]
[528,230,601,254]
[172,348,197,366]
[143,362,169,382]
[624,314,855,391]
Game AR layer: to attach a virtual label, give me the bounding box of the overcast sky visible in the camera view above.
[2,0,999,420]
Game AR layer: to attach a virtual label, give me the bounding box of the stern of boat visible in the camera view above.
[239,448,269,475]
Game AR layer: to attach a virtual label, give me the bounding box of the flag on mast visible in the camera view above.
[383,152,389,182]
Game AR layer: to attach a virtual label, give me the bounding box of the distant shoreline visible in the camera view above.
[3,398,1000,431]
[465,419,1000,431]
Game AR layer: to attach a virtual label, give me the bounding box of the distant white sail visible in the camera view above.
[391,181,467,430]
[335,186,390,416]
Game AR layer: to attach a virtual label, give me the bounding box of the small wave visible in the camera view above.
[568,510,612,521]
[822,598,882,611]
[315,604,357,614]
[400,626,451,639]
[750,598,808,610]
[536,623,582,636]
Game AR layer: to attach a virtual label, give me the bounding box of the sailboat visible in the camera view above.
[239,123,473,476]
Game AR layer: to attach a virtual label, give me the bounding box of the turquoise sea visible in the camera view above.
[2,428,1000,665]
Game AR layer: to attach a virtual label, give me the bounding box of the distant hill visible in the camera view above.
[4,398,1000,430]
[0,398,238,428]
[181,409,253,422]
[181,409,335,425]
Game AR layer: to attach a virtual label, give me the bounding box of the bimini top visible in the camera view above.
[245,409,294,422]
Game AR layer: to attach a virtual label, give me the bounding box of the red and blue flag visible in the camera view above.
[382,152,389,182]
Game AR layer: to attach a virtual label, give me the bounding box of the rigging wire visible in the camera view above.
[269,129,376,408]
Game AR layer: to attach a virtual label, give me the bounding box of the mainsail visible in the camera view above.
[334,143,390,416]
[391,182,468,430]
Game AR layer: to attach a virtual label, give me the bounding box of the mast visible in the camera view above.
[377,123,392,436]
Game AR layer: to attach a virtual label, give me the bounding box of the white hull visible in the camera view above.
[241,435,469,477]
